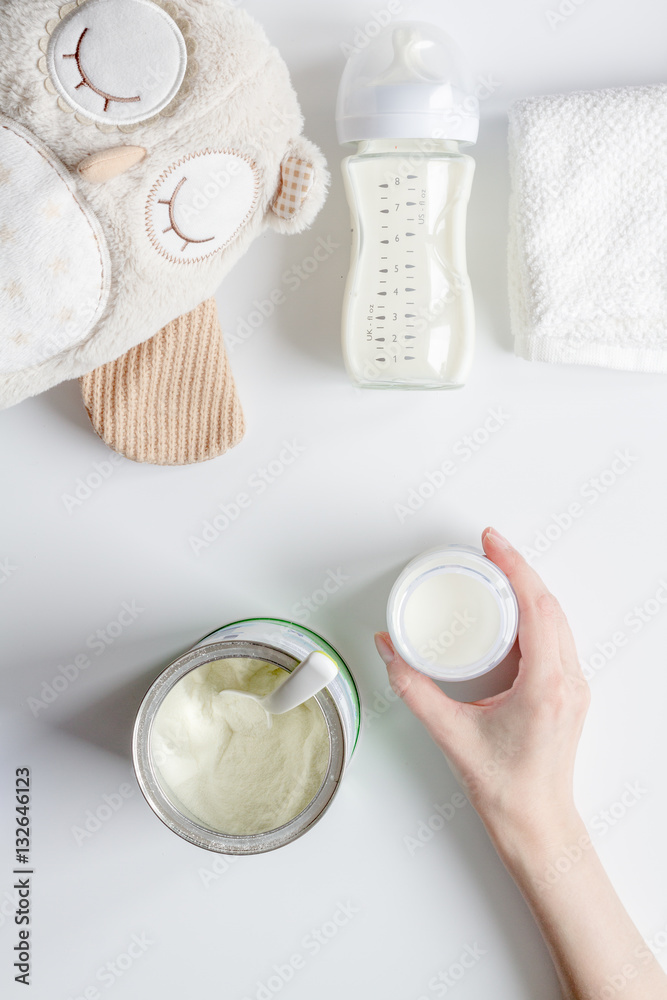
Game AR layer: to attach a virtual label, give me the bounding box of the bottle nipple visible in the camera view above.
[372,26,443,86]
[335,20,479,145]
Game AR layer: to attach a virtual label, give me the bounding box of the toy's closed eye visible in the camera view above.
[63,28,140,114]
[47,0,188,126]
[158,178,215,253]
[146,151,259,264]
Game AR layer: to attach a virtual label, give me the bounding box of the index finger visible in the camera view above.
[482,527,562,680]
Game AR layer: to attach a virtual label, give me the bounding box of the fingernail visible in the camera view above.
[374,632,395,665]
[484,526,510,549]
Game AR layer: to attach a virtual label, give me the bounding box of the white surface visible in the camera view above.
[2,1,667,998]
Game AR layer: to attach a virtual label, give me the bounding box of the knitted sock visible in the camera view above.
[80,298,245,465]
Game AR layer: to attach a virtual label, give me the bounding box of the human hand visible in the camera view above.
[375,527,591,851]
[377,531,667,1000]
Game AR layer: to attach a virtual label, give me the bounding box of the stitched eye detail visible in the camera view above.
[146,151,260,264]
[63,28,141,113]
[158,177,215,252]
[46,0,187,126]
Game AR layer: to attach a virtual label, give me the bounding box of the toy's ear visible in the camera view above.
[267,137,329,235]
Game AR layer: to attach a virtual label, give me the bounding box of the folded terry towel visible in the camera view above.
[508,85,667,372]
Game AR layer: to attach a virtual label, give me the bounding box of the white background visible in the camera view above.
[3,0,667,998]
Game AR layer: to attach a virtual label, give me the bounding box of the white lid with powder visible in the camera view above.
[387,545,519,681]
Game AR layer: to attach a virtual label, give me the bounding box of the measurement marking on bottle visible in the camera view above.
[346,154,474,383]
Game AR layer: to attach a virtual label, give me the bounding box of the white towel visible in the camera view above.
[507,85,667,372]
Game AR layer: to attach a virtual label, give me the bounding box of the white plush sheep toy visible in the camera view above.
[0,0,328,463]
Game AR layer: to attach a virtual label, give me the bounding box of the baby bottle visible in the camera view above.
[336,22,479,389]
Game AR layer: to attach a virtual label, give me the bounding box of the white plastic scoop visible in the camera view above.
[221,651,338,719]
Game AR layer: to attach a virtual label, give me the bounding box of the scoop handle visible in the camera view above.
[263,651,338,715]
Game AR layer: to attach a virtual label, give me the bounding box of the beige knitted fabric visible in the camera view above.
[80,298,245,465]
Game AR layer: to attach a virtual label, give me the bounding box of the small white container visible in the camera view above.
[387,545,519,681]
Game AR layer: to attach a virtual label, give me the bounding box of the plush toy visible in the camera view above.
[0,0,328,463]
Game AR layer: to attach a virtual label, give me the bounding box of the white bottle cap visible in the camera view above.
[336,21,479,145]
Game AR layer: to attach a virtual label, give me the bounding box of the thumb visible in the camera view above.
[374,633,469,751]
